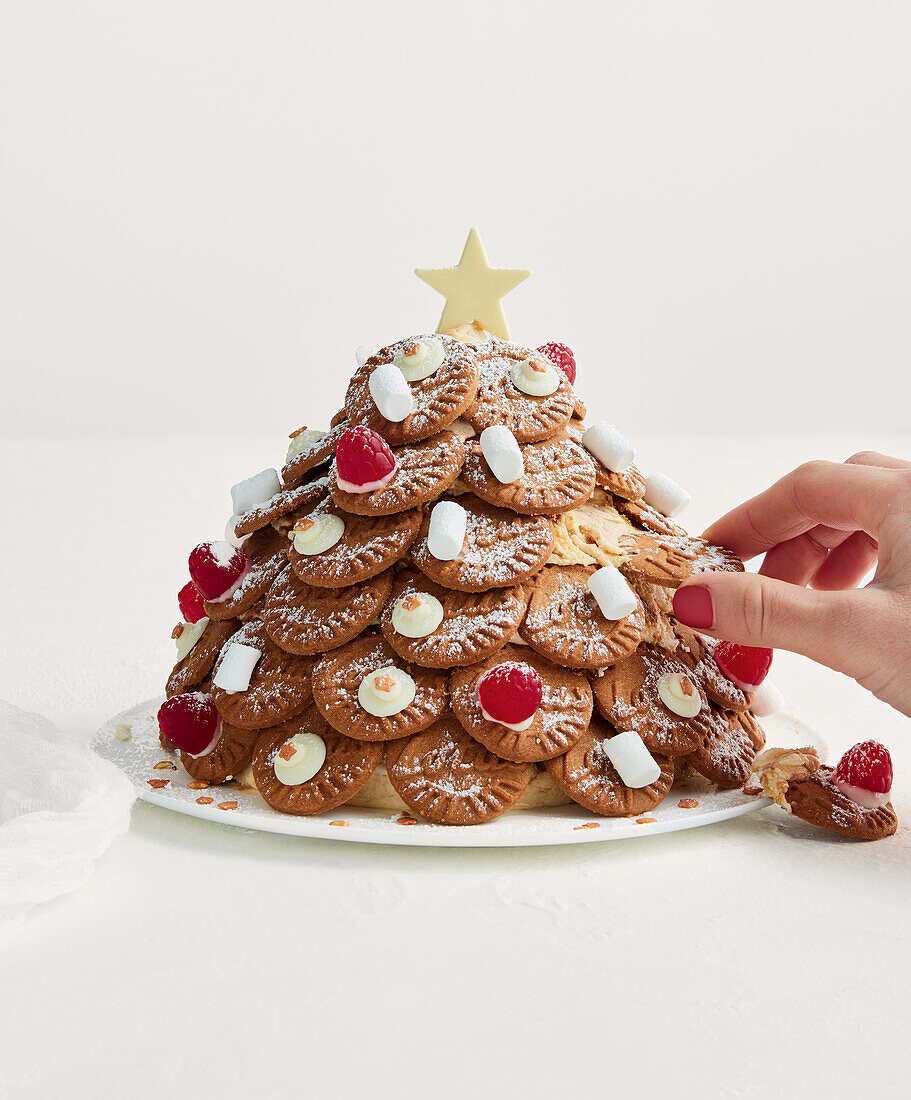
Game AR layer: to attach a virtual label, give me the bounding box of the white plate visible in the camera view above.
[95,698,826,848]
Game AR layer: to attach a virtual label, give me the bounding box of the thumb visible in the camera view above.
[671,571,867,677]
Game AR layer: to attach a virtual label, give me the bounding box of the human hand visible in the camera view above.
[671,452,911,717]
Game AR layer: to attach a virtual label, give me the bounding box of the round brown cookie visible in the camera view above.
[381,569,529,669]
[204,526,289,621]
[780,764,898,840]
[686,706,758,789]
[738,709,765,752]
[591,645,713,757]
[615,497,688,538]
[519,565,646,671]
[410,494,554,592]
[628,577,678,651]
[252,707,382,815]
[595,464,647,502]
[463,340,576,443]
[620,533,744,589]
[619,532,697,588]
[572,392,586,420]
[288,498,421,588]
[233,477,328,537]
[449,645,592,762]
[262,565,392,656]
[343,335,479,446]
[330,431,465,516]
[211,619,315,729]
[281,422,348,488]
[386,715,533,825]
[312,631,448,742]
[461,431,597,516]
[166,619,239,698]
[544,713,675,817]
[674,625,753,713]
[180,720,259,785]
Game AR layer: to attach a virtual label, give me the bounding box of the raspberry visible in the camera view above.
[477,662,543,726]
[188,541,251,602]
[537,342,576,385]
[178,580,206,623]
[157,692,221,756]
[834,741,893,796]
[335,425,396,492]
[713,641,773,692]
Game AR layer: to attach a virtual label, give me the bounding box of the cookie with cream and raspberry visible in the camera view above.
[330,430,465,516]
[450,645,593,763]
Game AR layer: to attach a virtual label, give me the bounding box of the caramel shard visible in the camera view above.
[752,746,821,812]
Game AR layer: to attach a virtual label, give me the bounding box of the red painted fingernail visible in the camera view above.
[672,585,714,629]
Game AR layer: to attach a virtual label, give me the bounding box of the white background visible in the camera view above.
[1,0,910,439]
[3,4,911,1097]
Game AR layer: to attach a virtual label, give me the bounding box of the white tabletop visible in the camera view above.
[2,434,910,1098]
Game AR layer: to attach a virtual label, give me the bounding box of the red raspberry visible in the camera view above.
[834,741,893,796]
[538,342,576,385]
[178,580,206,623]
[188,541,251,602]
[477,662,543,726]
[713,641,773,692]
[335,425,396,491]
[157,692,221,756]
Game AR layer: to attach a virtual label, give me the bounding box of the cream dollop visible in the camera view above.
[509,354,560,397]
[357,666,416,717]
[291,513,345,555]
[273,732,327,786]
[391,592,445,638]
[286,427,327,465]
[657,672,702,718]
[394,337,445,382]
[175,618,209,662]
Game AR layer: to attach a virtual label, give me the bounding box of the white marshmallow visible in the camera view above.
[643,472,691,518]
[213,643,262,694]
[273,733,326,786]
[230,468,281,515]
[427,501,467,561]
[750,680,785,718]
[175,617,209,662]
[605,730,662,789]
[588,566,638,621]
[480,426,524,484]
[356,344,380,367]
[582,422,635,473]
[368,362,414,422]
[224,514,250,548]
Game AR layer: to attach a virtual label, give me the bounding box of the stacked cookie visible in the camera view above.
[162,330,771,826]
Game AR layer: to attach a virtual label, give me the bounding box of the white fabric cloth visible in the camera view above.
[0,700,134,928]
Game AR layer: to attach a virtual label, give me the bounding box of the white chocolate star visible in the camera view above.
[415,228,530,341]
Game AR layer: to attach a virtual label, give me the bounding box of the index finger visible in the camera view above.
[702,460,910,561]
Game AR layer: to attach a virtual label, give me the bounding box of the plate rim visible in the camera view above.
[96,697,824,849]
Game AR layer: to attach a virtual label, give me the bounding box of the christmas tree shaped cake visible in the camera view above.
[157,232,783,827]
